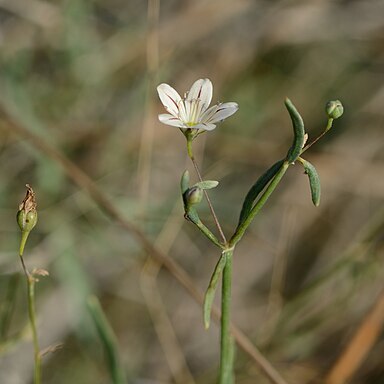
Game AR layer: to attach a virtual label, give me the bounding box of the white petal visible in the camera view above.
[177,100,188,123]
[192,122,216,131]
[187,79,204,100]
[200,104,219,123]
[187,79,212,111]
[157,83,182,117]
[158,114,185,128]
[207,102,238,123]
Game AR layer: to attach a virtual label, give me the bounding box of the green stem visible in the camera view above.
[301,118,333,154]
[19,230,30,258]
[29,278,41,384]
[19,254,41,384]
[186,137,193,159]
[220,248,234,384]
[193,218,225,249]
[230,161,289,247]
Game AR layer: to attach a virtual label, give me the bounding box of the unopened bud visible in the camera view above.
[326,100,344,119]
[184,186,203,207]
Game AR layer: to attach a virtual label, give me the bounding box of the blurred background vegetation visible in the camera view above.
[0,0,383,383]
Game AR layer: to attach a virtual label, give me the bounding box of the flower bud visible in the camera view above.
[326,100,344,119]
[184,186,203,207]
[17,184,38,233]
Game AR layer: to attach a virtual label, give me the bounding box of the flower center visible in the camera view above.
[183,99,203,127]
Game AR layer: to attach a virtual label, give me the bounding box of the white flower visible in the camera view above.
[157,78,238,131]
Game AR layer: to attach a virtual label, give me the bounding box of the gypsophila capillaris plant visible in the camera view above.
[157,78,343,384]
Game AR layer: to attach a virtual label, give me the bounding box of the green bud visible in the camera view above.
[184,186,203,206]
[326,100,344,119]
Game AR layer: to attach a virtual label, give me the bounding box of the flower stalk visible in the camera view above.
[17,185,42,384]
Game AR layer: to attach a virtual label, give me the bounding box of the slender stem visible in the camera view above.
[230,161,290,247]
[186,138,227,244]
[19,254,41,384]
[301,118,333,154]
[193,218,225,249]
[29,278,41,384]
[220,248,234,384]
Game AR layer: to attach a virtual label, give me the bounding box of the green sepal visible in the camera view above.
[203,252,228,329]
[237,159,285,226]
[299,158,321,206]
[285,98,305,163]
[185,206,200,223]
[193,180,219,190]
[180,170,190,194]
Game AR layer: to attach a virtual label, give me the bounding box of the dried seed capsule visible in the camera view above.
[17,184,38,233]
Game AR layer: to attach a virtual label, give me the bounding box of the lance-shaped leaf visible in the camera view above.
[237,159,285,226]
[299,158,321,206]
[180,170,190,194]
[203,252,228,329]
[87,296,127,384]
[285,98,305,163]
[194,180,219,190]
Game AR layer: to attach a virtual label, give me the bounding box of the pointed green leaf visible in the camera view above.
[180,170,190,194]
[237,159,285,226]
[285,98,305,163]
[87,296,127,384]
[300,158,321,206]
[203,252,228,329]
[194,180,219,190]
